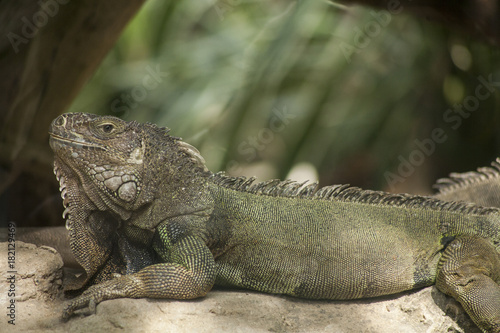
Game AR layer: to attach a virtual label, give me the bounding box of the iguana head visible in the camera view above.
[49,113,209,222]
[50,113,150,217]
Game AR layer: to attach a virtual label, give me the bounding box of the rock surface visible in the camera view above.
[0,241,481,332]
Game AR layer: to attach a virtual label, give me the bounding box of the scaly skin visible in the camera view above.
[49,113,500,332]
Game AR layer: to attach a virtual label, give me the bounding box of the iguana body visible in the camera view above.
[49,113,500,332]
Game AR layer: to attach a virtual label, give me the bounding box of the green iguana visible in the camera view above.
[49,113,500,332]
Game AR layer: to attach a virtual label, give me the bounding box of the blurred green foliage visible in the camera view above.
[68,0,500,193]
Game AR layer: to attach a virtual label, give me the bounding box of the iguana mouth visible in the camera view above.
[49,133,105,149]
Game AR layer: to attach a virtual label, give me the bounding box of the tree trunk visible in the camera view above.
[0,0,145,227]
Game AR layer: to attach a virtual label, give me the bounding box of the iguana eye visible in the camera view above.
[100,124,114,133]
[90,118,125,138]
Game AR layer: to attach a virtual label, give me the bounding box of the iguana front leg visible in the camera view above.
[436,236,500,333]
[62,233,216,320]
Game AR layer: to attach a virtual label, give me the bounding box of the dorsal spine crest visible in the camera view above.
[434,158,500,194]
[211,172,499,216]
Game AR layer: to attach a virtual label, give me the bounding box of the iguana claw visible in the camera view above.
[61,275,135,320]
[62,289,100,321]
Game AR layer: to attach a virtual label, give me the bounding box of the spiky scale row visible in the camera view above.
[434,158,500,194]
[211,173,499,216]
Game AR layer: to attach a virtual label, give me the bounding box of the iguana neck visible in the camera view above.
[126,139,215,230]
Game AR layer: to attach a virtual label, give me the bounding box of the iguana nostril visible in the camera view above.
[54,115,66,127]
